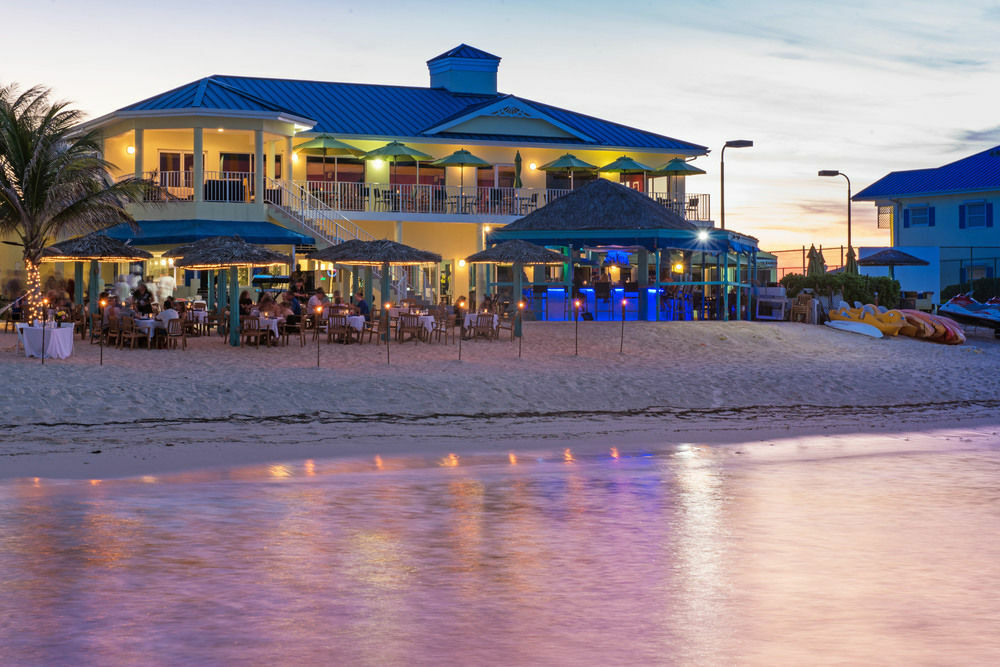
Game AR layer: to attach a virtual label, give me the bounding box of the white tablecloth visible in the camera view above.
[260,317,281,338]
[190,310,207,324]
[134,318,158,341]
[346,315,366,332]
[397,314,435,333]
[464,313,498,329]
[23,325,74,359]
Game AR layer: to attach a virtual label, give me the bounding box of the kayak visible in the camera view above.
[825,320,883,338]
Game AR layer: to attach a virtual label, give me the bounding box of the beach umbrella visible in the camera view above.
[857,247,927,279]
[169,236,291,346]
[599,156,655,174]
[294,135,363,181]
[363,141,436,186]
[431,149,491,193]
[309,239,442,339]
[844,246,859,275]
[652,158,707,177]
[466,240,569,338]
[539,153,597,190]
[514,151,523,188]
[41,233,153,315]
[806,244,826,277]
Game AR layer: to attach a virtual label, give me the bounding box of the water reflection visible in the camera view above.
[2,433,1000,664]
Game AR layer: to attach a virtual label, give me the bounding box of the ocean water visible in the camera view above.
[1,431,999,665]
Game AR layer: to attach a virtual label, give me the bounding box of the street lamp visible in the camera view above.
[818,170,852,251]
[720,139,753,230]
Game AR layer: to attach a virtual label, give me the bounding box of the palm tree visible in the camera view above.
[0,84,145,321]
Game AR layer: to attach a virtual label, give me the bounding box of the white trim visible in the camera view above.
[423,97,595,141]
[77,108,317,134]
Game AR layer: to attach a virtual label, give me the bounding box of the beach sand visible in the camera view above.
[2,320,999,479]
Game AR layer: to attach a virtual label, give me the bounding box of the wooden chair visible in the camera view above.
[89,312,103,344]
[165,317,187,350]
[790,293,812,323]
[431,306,454,344]
[472,313,495,341]
[107,315,121,348]
[240,317,266,348]
[397,313,424,343]
[279,317,306,347]
[119,315,146,350]
[182,310,200,337]
[327,314,357,344]
[363,313,382,344]
[496,311,515,341]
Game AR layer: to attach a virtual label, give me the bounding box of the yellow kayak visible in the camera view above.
[829,305,905,336]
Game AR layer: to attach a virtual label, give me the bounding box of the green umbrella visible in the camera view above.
[295,135,364,181]
[598,155,655,174]
[844,246,859,275]
[539,153,597,190]
[806,244,826,277]
[514,151,523,188]
[363,141,436,186]
[652,158,707,177]
[431,148,491,191]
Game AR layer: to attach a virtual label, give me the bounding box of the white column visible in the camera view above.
[394,221,403,242]
[133,127,143,180]
[476,222,486,298]
[266,141,276,181]
[254,129,264,206]
[193,127,204,203]
[285,136,294,192]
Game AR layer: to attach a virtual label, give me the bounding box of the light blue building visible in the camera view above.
[854,145,1000,301]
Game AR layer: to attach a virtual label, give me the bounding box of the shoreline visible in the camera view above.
[3,320,999,480]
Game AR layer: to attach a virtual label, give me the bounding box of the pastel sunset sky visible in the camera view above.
[5,0,999,257]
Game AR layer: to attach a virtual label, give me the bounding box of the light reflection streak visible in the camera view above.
[563,448,574,463]
[509,453,518,465]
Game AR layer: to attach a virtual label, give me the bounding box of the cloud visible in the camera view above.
[955,125,1000,144]
[893,55,989,70]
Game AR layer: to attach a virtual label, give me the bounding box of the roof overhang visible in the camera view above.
[76,108,317,134]
[489,227,758,254]
[853,185,1000,202]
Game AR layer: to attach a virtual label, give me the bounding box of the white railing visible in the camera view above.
[132,170,711,222]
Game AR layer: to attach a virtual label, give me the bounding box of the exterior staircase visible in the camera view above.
[264,177,373,248]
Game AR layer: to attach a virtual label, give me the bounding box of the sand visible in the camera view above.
[2,320,999,479]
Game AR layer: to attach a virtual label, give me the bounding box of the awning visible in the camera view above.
[103,220,314,246]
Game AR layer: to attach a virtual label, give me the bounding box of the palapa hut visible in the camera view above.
[488,179,760,321]
[309,239,442,310]
[169,236,291,346]
[41,233,153,313]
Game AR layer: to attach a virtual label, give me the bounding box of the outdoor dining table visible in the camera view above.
[22,324,75,359]
[260,317,282,339]
[346,315,366,332]
[391,308,436,333]
[134,318,159,341]
[464,313,498,329]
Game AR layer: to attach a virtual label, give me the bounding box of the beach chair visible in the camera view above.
[165,317,187,350]
[398,313,424,343]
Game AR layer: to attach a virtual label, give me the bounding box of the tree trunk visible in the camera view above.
[23,256,43,324]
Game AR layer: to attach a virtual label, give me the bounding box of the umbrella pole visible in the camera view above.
[514,261,523,338]
[88,260,99,316]
[381,261,391,343]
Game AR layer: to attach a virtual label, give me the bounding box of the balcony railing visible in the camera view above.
[133,171,710,220]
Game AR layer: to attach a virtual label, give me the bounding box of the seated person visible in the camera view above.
[307,288,328,312]
[281,291,302,323]
[154,298,180,339]
[238,290,254,317]
[353,290,370,321]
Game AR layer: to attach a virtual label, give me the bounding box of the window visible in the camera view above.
[307,156,363,183]
[877,206,893,229]
[388,160,444,186]
[965,202,986,228]
[909,206,929,226]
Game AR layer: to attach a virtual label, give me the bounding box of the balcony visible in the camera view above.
[136,171,711,222]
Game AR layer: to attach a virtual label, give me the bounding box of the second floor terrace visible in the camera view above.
[137,169,712,223]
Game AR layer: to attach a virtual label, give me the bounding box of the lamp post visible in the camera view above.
[620,298,627,354]
[517,300,525,359]
[818,170,852,251]
[315,305,323,367]
[99,299,106,365]
[573,298,581,356]
[384,302,391,365]
[720,139,753,230]
[40,298,49,365]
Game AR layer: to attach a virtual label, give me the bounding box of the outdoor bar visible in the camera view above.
[486,180,760,321]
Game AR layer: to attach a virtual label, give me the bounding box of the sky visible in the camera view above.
[3,0,1000,258]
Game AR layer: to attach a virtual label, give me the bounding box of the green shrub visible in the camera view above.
[940,277,1000,302]
[779,272,901,308]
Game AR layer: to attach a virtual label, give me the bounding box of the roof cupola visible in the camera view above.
[427,44,501,95]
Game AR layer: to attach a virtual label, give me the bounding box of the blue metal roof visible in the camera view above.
[428,44,500,63]
[854,145,1000,200]
[104,220,314,246]
[115,75,707,153]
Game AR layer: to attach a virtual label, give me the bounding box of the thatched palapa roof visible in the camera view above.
[309,239,441,266]
[465,240,569,265]
[170,236,291,269]
[41,233,153,262]
[857,248,930,266]
[501,179,697,232]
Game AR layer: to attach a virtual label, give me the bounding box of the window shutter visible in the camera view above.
[928,207,936,227]
[959,205,966,229]
[903,209,910,228]
[987,203,994,228]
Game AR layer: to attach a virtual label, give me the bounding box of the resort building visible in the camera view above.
[854,145,1000,300]
[2,44,724,305]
